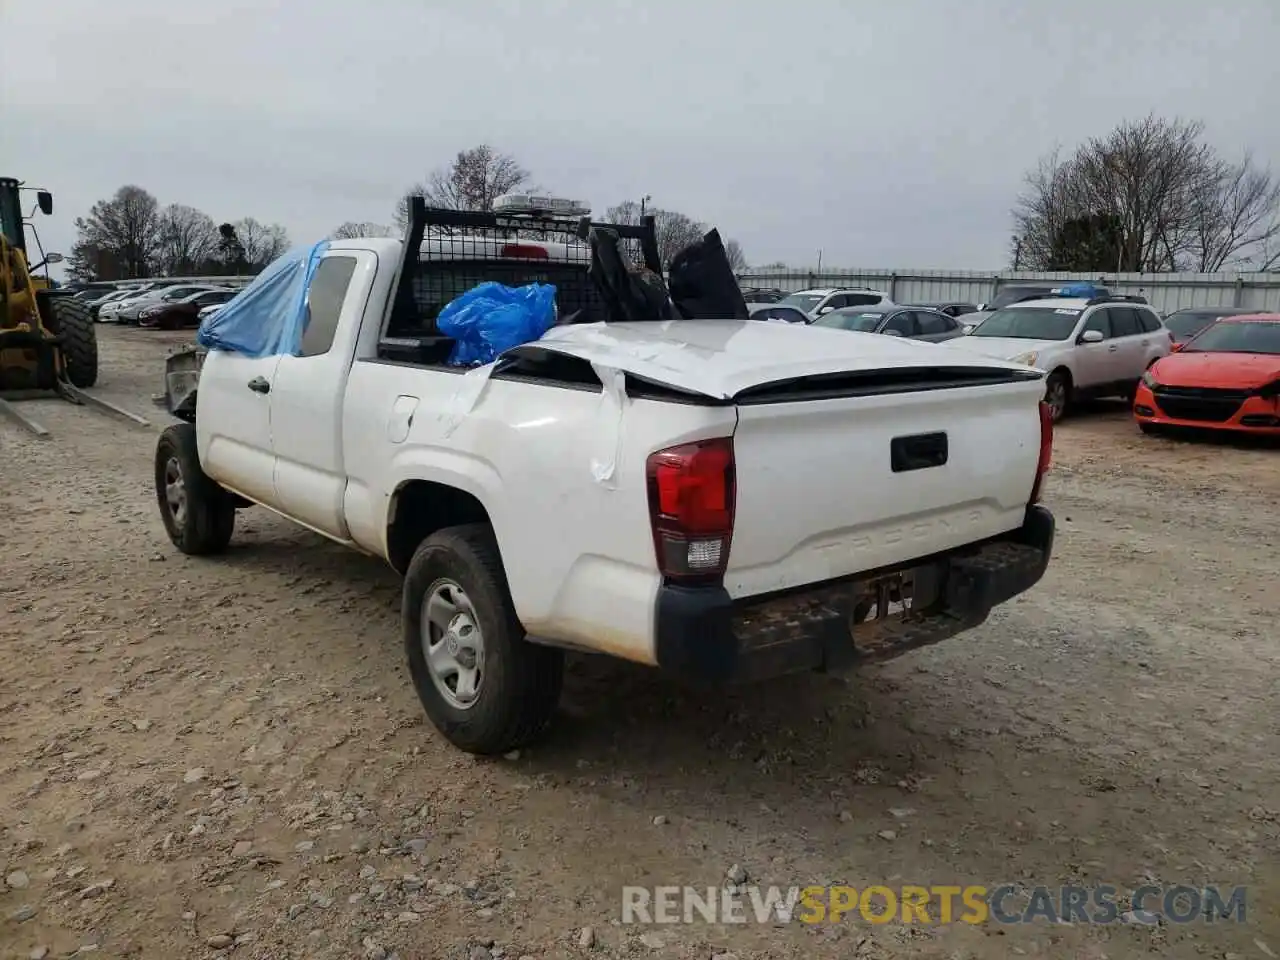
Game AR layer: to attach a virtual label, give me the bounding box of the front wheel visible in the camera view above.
[154,423,235,555]
[1044,370,1071,423]
[403,524,563,755]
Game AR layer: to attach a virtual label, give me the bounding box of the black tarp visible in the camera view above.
[579,224,748,323]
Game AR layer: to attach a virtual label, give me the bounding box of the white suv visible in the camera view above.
[777,287,894,320]
[941,295,1172,421]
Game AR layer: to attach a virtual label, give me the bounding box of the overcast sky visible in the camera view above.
[4,0,1277,275]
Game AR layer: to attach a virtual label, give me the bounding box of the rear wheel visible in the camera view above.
[403,524,563,755]
[154,423,235,555]
[1044,369,1072,423]
[45,296,98,388]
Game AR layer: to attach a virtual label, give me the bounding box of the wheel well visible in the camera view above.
[386,480,491,575]
[1048,366,1073,385]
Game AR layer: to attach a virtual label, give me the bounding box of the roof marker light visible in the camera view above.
[492,194,592,217]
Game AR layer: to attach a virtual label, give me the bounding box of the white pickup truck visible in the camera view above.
[154,196,1056,755]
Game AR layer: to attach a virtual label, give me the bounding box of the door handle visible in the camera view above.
[247,376,271,394]
[1107,345,1119,352]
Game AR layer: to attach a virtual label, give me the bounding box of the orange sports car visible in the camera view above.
[1134,313,1280,436]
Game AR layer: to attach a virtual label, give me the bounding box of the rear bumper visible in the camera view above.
[654,505,1055,684]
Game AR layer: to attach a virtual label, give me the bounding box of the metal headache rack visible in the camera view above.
[380,197,661,363]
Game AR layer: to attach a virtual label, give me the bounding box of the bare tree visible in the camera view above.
[395,145,533,227]
[1013,116,1280,272]
[156,204,219,276]
[606,200,736,269]
[1186,153,1280,271]
[724,239,748,272]
[230,217,290,271]
[70,185,163,279]
[331,221,391,240]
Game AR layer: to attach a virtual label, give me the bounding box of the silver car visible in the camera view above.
[811,305,969,342]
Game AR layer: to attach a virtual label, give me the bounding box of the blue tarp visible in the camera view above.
[436,281,558,366]
[196,240,330,357]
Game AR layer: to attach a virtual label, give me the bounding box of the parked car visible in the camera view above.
[198,303,227,323]
[976,282,1115,312]
[138,289,238,329]
[1161,306,1260,345]
[88,289,139,320]
[152,196,1056,756]
[740,287,785,304]
[941,293,1171,422]
[1134,313,1280,436]
[97,283,180,322]
[906,301,978,319]
[777,287,894,320]
[747,303,810,324]
[117,285,224,324]
[812,305,968,342]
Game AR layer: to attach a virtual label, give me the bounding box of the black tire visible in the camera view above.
[154,422,235,555]
[403,524,563,755]
[46,296,99,388]
[1044,369,1072,423]
[1138,422,1162,436]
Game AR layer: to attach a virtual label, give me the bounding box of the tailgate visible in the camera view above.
[726,375,1046,599]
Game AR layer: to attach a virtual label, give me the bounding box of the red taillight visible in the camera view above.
[499,243,549,260]
[646,437,736,582]
[1029,401,1053,504]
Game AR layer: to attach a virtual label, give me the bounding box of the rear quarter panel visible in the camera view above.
[340,362,737,666]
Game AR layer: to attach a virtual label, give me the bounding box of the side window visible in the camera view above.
[1110,307,1142,338]
[1137,309,1161,333]
[1081,309,1112,339]
[882,311,917,336]
[822,295,847,311]
[915,311,952,335]
[300,256,358,358]
[844,293,883,307]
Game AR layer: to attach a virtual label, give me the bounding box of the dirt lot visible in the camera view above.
[1,326,1277,960]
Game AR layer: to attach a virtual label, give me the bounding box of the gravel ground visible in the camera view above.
[1,326,1277,960]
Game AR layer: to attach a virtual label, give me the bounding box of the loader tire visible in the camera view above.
[155,422,235,555]
[47,296,99,388]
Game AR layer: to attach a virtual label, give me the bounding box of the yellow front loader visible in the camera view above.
[0,176,147,437]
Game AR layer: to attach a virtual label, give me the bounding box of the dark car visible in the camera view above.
[812,305,967,342]
[748,304,810,324]
[1161,306,1261,345]
[138,289,237,329]
[907,301,978,318]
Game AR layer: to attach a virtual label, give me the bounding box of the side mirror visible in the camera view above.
[37,190,53,216]
[1170,342,1184,352]
[44,252,64,264]
[882,328,905,337]
[817,305,835,315]
[1079,329,1105,344]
